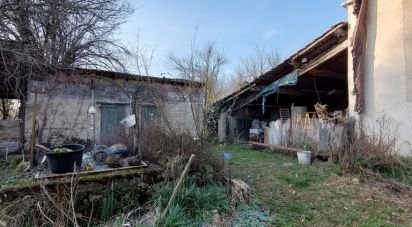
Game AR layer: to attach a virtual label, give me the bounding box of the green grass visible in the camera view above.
[0,156,23,185]
[100,190,116,222]
[219,144,412,226]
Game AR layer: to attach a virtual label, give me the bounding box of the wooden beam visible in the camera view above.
[278,88,305,96]
[292,24,347,62]
[224,84,255,102]
[249,141,302,154]
[298,40,348,76]
[37,162,148,180]
[308,69,346,80]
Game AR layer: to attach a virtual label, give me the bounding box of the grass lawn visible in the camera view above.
[219,144,412,226]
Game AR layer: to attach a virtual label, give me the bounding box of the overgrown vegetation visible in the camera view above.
[151,176,229,226]
[225,144,412,226]
[335,117,412,185]
[140,126,221,182]
[0,156,29,185]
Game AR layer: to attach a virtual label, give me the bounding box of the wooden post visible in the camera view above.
[30,91,38,168]
[160,154,195,221]
[289,103,294,146]
[136,104,142,159]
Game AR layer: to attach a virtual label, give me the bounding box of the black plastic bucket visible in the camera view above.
[46,144,85,173]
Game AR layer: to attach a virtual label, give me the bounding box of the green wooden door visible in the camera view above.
[100,104,126,144]
[141,105,160,130]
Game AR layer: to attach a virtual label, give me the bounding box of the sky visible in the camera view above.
[117,0,347,77]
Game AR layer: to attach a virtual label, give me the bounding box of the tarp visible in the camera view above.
[256,70,299,113]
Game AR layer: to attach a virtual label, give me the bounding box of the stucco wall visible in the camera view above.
[24,74,202,146]
[347,0,412,156]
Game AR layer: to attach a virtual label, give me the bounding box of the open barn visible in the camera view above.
[215,22,348,153]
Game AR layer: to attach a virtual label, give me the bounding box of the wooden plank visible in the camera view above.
[0,120,21,139]
[37,161,148,180]
[298,40,348,76]
[249,141,302,153]
[263,128,269,144]
[0,120,20,128]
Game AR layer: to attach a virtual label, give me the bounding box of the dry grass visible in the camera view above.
[333,116,412,185]
[1,177,84,226]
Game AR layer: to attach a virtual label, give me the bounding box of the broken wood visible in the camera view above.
[160,154,195,221]
[37,161,148,180]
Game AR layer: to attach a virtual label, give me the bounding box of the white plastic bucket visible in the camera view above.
[120,114,136,128]
[297,150,312,165]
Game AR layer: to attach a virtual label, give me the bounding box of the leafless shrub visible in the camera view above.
[334,116,411,177]
[140,125,221,182]
[129,34,222,181]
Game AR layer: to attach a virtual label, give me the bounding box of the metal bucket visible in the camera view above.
[120,114,136,128]
[297,150,312,165]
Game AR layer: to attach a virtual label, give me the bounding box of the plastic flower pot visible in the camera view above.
[297,150,312,165]
[46,144,85,173]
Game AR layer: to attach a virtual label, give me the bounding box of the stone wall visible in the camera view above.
[24,74,203,146]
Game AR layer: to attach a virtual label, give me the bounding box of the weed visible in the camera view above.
[100,190,115,222]
[151,176,229,225]
[233,205,275,226]
[158,204,190,227]
[336,116,412,185]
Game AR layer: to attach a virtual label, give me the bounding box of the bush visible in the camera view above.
[335,116,411,182]
[139,125,221,182]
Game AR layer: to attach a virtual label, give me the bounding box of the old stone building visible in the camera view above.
[1,67,203,154]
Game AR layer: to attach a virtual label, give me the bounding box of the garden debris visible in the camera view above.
[211,209,223,226]
[105,156,122,168]
[314,102,345,123]
[127,156,141,166]
[230,179,252,205]
[108,143,128,158]
[82,162,94,171]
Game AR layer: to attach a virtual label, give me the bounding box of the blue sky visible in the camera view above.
[118,0,347,77]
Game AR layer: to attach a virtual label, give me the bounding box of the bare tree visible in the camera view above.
[231,46,281,91]
[168,42,228,109]
[167,41,227,143]
[0,0,134,99]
